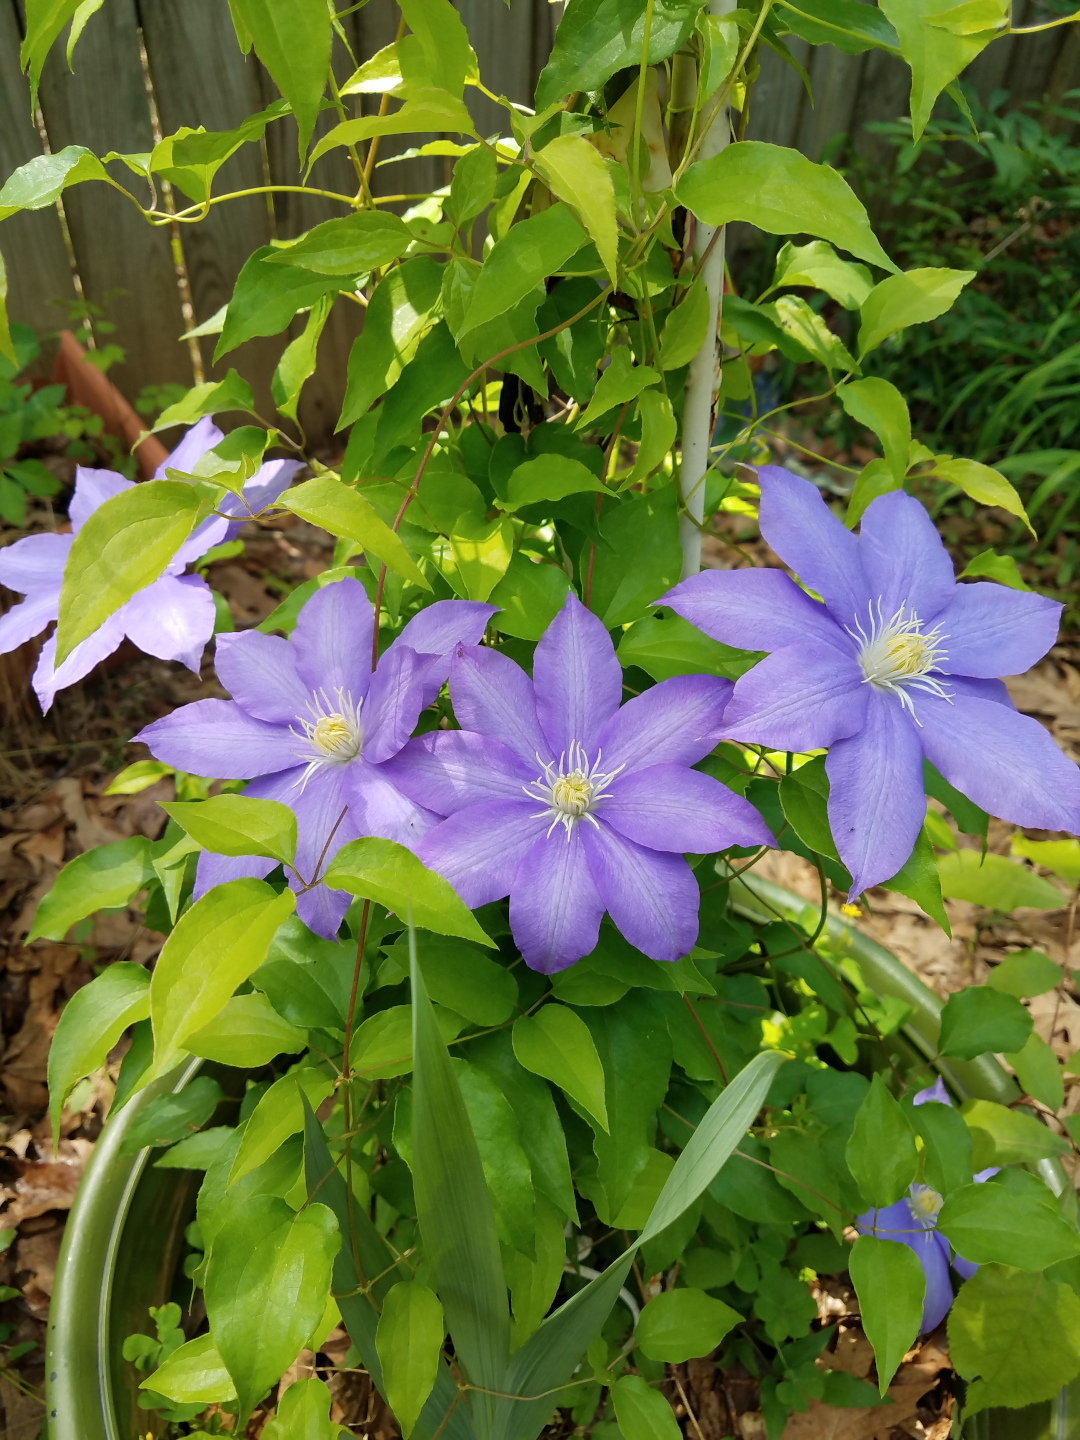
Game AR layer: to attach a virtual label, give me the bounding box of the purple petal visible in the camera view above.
[510,825,605,973]
[946,675,1013,706]
[363,645,430,764]
[295,883,352,942]
[214,629,311,724]
[249,765,360,887]
[913,1078,951,1107]
[381,731,533,815]
[826,689,925,897]
[120,573,215,671]
[532,592,622,757]
[582,821,698,962]
[858,490,956,621]
[344,757,441,849]
[418,799,545,909]
[937,582,1062,679]
[0,531,70,593]
[658,567,846,652]
[598,674,732,775]
[32,613,127,713]
[291,577,374,699]
[723,643,868,752]
[193,850,275,902]
[396,600,499,705]
[0,591,58,654]
[973,1167,1000,1183]
[449,644,549,765]
[235,458,303,515]
[69,468,133,532]
[855,1202,945,1332]
[135,699,299,779]
[154,416,223,479]
[600,764,775,852]
[919,693,1080,833]
[950,1255,978,1282]
[757,465,871,625]
[173,514,232,570]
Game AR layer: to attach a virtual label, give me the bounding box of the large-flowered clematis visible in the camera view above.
[136,578,494,938]
[660,466,1080,898]
[0,417,301,712]
[385,592,774,973]
[856,1079,998,1332]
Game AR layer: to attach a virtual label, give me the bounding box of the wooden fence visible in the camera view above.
[1,0,1077,448]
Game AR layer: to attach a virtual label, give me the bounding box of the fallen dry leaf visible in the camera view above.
[0,1138,93,1225]
[781,1335,948,1440]
[14,1224,62,1313]
[0,1373,45,1440]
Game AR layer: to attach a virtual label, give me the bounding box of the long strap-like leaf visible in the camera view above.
[302,1094,475,1440]
[491,1047,788,1440]
[411,928,511,1439]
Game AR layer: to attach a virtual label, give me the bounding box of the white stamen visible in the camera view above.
[290,687,363,792]
[906,1183,944,1229]
[523,742,625,841]
[846,600,952,724]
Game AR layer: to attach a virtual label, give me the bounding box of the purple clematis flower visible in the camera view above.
[856,1079,998,1332]
[385,592,774,973]
[660,466,1080,898]
[0,417,301,712]
[135,577,495,939]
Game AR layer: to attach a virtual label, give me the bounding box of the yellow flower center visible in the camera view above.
[907,1183,944,1225]
[848,601,951,722]
[552,771,594,816]
[290,688,364,790]
[310,713,362,761]
[524,742,625,840]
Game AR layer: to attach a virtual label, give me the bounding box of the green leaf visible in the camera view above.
[849,1236,925,1392]
[677,142,897,272]
[385,934,517,1025]
[272,295,332,425]
[502,455,605,511]
[140,1332,236,1405]
[488,554,572,641]
[453,1060,536,1255]
[635,1288,740,1362]
[936,850,1061,911]
[513,1006,609,1132]
[657,280,710,371]
[506,1192,567,1346]
[446,515,515,602]
[104,760,176,796]
[270,211,412,275]
[461,205,586,337]
[923,759,987,840]
[773,239,875,309]
[20,2,78,103]
[147,370,256,434]
[371,322,472,469]
[184,992,307,1069]
[216,248,349,360]
[882,828,950,933]
[29,836,153,943]
[610,1374,681,1440]
[278,477,430,590]
[696,10,741,100]
[55,480,200,664]
[857,267,974,355]
[339,258,443,426]
[536,0,706,110]
[575,347,659,432]
[938,986,1033,1060]
[1004,1031,1064,1112]
[148,105,286,205]
[120,1075,224,1153]
[938,1179,1080,1270]
[308,89,477,170]
[161,795,297,867]
[846,1074,918,1208]
[838,378,911,485]
[948,1264,1080,1413]
[398,0,475,97]
[155,1126,233,1171]
[324,837,492,946]
[262,1377,343,1440]
[149,878,295,1081]
[930,457,1034,535]
[910,1098,973,1195]
[589,482,682,628]
[779,0,900,53]
[779,755,838,860]
[629,389,677,484]
[958,549,1030,591]
[377,1282,445,1438]
[448,146,498,229]
[47,962,150,1136]
[0,147,108,219]
[641,1050,788,1243]
[1011,835,1080,887]
[986,948,1061,998]
[925,0,1008,32]
[231,1067,335,1184]
[879,0,995,141]
[410,930,510,1433]
[204,1194,340,1424]
[962,1098,1072,1167]
[769,294,858,373]
[229,0,331,157]
[534,136,618,289]
[351,1006,417,1080]
[619,611,758,683]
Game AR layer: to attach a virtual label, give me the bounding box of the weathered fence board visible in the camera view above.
[1,0,1078,446]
